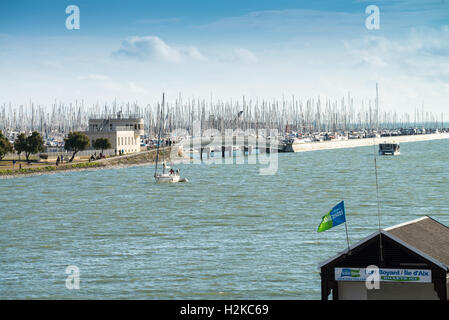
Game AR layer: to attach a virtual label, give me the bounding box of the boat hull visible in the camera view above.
[379,151,400,156]
[278,141,305,152]
[155,174,181,184]
[378,143,400,156]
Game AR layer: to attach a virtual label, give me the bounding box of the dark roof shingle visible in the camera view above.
[385,216,449,268]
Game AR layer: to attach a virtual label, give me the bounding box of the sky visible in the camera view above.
[0,0,448,114]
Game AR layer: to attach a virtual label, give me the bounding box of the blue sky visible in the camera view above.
[0,0,448,113]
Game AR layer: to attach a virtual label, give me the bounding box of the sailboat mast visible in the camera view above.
[154,93,164,177]
[162,94,166,174]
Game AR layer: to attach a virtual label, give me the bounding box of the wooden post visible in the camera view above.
[244,135,248,156]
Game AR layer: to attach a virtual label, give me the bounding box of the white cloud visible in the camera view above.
[344,26,449,83]
[112,36,206,63]
[183,46,207,61]
[233,48,258,64]
[408,25,449,55]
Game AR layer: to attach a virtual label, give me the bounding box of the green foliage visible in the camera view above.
[14,133,27,156]
[13,131,45,161]
[64,131,90,162]
[26,131,45,157]
[64,132,90,152]
[0,130,13,160]
[92,138,112,152]
[68,162,102,169]
[0,169,13,175]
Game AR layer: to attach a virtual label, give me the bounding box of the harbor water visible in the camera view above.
[1,139,449,299]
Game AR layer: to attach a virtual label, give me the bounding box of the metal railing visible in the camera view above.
[89,113,142,120]
[86,126,138,132]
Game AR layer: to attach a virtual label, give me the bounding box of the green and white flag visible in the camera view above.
[317,201,346,232]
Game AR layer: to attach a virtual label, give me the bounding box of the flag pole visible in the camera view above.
[373,83,384,265]
[342,201,350,254]
[374,156,384,264]
[344,221,351,255]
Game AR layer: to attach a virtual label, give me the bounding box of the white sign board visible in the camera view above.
[334,268,432,283]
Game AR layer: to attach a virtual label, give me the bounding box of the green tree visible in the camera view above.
[92,138,112,154]
[64,131,90,162]
[14,133,27,160]
[22,131,45,162]
[0,130,13,160]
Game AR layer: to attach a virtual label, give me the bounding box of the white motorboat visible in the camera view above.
[379,143,400,155]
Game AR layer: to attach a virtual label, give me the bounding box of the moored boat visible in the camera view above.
[278,137,306,152]
[155,172,181,183]
[379,142,400,155]
[154,93,188,184]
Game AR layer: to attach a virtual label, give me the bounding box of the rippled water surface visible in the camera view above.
[1,139,449,299]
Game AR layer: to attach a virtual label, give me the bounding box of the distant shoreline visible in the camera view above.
[2,133,448,178]
[288,133,449,153]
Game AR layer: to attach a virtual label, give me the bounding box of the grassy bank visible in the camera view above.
[0,161,105,176]
[99,148,173,166]
[0,147,179,177]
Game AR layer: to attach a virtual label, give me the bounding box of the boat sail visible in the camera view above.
[154,93,186,183]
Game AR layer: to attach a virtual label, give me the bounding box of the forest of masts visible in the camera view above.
[0,93,445,138]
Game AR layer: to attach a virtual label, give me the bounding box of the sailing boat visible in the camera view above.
[154,93,187,183]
